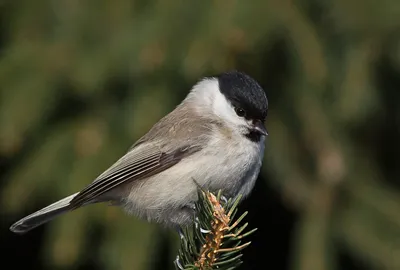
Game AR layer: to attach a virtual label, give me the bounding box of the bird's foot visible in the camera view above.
[220,195,228,204]
[174,256,184,270]
[195,217,211,234]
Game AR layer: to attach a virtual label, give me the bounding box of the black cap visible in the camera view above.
[216,70,268,121]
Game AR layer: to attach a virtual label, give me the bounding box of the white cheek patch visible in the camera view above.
[212,86,248,127]
[186,78,249,128]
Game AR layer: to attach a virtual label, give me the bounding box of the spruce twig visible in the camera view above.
[174,189,257,270]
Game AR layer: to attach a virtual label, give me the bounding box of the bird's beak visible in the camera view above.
[252,120,268,136]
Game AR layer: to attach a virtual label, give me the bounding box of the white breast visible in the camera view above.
[123,129,264,224]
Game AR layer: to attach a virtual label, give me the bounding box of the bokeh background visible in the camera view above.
[1,0,400,269]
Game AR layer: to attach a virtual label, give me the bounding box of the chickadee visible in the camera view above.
[10,70,268,234]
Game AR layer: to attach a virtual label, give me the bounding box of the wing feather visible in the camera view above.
[70,144,201,207]
[70,103,214,208]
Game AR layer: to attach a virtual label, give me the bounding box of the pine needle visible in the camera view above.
[174,189,257,270]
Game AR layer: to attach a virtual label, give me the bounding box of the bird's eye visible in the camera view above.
[235,107,246,117]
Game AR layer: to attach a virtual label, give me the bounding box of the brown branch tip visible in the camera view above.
[194,191,244,269]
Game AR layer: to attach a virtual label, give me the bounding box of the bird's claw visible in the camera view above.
[200,228,211,234]
[195,217,211,234]
[175,255,184,270]
[220,195,228,204]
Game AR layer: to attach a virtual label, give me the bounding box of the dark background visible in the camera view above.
[1,1,400,269]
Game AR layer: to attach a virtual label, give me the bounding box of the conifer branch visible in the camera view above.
[174,189,257,270]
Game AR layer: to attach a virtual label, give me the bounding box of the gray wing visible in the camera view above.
[70,143,202,208]
[70,103,215,208]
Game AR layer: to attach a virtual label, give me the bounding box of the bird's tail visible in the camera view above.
[9,193,79,234]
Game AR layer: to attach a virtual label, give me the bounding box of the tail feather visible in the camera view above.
[10,193,79,234]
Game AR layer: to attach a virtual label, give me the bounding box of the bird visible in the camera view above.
[9,70,268,234]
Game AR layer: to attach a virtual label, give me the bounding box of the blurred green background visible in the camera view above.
[1,0,400,269]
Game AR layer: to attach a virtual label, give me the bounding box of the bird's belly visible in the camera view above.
[123,139,264,225]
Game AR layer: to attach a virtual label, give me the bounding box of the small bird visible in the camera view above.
[10,70,268,234]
